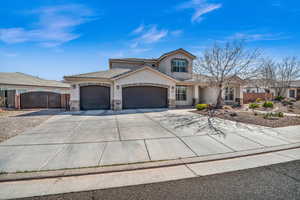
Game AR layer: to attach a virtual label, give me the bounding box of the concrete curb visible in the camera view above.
[1,142,300,183]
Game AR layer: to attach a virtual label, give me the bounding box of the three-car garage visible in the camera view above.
[65,66,177,111]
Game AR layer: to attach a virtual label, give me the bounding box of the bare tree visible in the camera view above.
[275,57,300,96]
[194,40,261,108]
[258,58,277,90]
[256,57,300,97]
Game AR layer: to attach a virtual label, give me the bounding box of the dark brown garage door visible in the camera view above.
[80,85,110,110]
[122,86,168,109]
[20,92,61,109]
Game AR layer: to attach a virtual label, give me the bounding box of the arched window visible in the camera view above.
[171,59,188,72]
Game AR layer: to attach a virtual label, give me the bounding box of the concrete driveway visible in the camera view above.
[0,109,299,173]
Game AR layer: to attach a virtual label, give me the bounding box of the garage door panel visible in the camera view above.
[80,86,110,110]
[122,86,167,109]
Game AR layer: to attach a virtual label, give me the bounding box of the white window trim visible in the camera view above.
[176,86,187,101]
[224,87,235,102]
[289,89,296,98]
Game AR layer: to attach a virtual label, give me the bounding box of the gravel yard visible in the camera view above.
[193,110,300,128]
[0,109,62,142]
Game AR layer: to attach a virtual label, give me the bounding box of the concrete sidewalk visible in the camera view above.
[0,148,299,200]
[0,109,300,173]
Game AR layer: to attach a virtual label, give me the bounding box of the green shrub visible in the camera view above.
[278,112,284,117]
[275,96,284,101]
[263,112,284,119]
[255,98,263,103]
[262,101,274,108]
[249,103,260,109]
[196,104,209,110]
[282,100,293,106]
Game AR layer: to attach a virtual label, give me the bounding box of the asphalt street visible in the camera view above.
[19,160,300,200]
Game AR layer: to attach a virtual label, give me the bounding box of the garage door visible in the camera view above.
[80,85,110,110]
[20,92,61,109]
[122,86,168,109]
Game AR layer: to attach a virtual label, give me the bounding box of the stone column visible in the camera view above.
[112,84,122,110]
[70,84,80,111]
[15,93,21,109]
[168,85,176,108]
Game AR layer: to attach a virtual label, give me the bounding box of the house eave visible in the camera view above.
[64,76,113,83]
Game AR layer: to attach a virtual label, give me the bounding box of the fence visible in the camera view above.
[243,93,273,104]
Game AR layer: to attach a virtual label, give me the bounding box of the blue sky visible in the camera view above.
[0,0,299,80]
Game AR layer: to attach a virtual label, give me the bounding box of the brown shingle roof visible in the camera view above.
[109,48,196,66]
[158,48,196,60]
[0,72,70,88]
[64,68,132,79]
[109,58,157,62]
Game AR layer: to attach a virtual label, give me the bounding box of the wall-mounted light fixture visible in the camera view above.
[116,85,120,90]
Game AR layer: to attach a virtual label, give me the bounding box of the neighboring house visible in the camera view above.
[243,79,300,100]
[0,72,70,109]
[275,80,300,99]
[64,49,244,111]
[243,79,271,93]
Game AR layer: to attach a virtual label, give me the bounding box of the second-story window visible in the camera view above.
[171,59,188,72]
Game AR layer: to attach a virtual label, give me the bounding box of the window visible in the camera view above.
[224,87,234,101]
[176,86,187,101]
[289,89,296,98]
[171,59,188,72]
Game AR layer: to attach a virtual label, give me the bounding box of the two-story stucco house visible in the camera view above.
[64,49,243,111]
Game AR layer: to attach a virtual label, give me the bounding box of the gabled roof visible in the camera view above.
[158,48,196,61]
[108,48,196,68]
[109,58,158,63]
[64,68,132,80]
[0,72,70,88]
[112,65,178,82]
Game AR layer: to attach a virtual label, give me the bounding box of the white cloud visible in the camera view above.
[271,1,281,7]
[132,24,144,35]
[128,25,182,53]
[130,25,169,48]
[170,30,183,37]
[229,32,289,41]
[177,0,222,22]
[140,26,168,43]
[0,4,95,47]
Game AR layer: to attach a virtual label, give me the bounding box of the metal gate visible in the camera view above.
[20,92,61,109]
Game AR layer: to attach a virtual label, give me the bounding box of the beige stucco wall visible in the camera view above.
[114,68,176,100]
[158,53,193,80]
[199,86,243,104]
[199,87,219,104]
[199,86,242,105]
[69,81,112,101]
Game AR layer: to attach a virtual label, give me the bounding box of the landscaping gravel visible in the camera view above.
[0,109,62,142]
